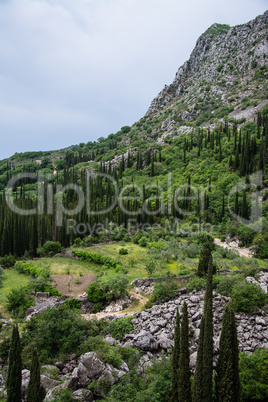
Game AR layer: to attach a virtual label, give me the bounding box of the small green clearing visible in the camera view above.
[0,269,30,315]
[33,257,100,275]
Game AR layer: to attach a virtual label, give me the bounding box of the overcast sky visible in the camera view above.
[0,0,267,160]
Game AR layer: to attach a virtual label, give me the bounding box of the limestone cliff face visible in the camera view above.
[146,11,268,122]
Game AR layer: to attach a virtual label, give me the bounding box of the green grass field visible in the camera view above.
[0,269,30,315]
[33,243,199,282]
[33,257,100,275]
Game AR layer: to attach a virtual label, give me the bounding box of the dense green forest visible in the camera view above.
[0,107,267,260]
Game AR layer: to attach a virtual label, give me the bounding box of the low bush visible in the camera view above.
[29,278,62,296]
[87,275,129,307]
[6,287,34,317]
[36,241,62,257]
[119,248,128,255]
[212,274,245,296]
[253,233,268,259]
[138,237,148,247]
[79,336,123,369]
[72,249,120,270]
[107,317,134,340]
[101,275,129,301]
[87,282,106,304]
[105,356,171,402]
[50,388,75,402]
[0,254,16,268]
[239,348,268,401]
[215,246,238,259]
[231,282,268,312]
[186,275,207,291]
[152,279,178,302]
[148,241,166,250]
[15,261,49,280]
[23,306,87,361]
[64,298,82,309]
[0,265,4,286]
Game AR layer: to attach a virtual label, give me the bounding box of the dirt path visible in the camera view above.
[214,238,253,258]
[82,290,149,321]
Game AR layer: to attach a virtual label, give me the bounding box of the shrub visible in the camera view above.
[79,336,122,369]
[184,243,200,258]
[138,237,147,247]
[119,248,128,255]
[186,275,207,291]
[148,241,166,250]
[96,344,123,369]
[215,246,238,259]
[216,64,224,72]
[213,274,244,296]
[236,226,255,247]
[239,348,268,401]
[50,388,75,402]
[29,278,62,296]
[87,282,106,304]
[36,241,62,257]
[101,275,129,301]
[15,261,49,280]
[107,317,134,340]
[6,287,34,317]
[152,279,178,302]
[79,336,105,355]
[253,233,268,259]
[145,259,157,276]
[231,282,268,312]
[64,298,82,309]
[0,266,4,286]
[251,60,257,69]
[73,237,82,247]
[105,356,171,402]
[23,306,87,360]
[72,249,120,269]
[0,254,16,268]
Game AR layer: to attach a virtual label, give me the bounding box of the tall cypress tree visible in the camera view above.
[197,240,213,277]
[215,304,240,402]
[193,259,214,402]
[178,301,191,402]
[7,325,22,402]
[27,349,46,402]
[170,308,180,401]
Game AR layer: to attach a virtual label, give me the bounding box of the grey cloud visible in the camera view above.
[0,0,267,159]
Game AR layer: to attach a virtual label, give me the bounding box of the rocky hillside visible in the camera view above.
[146,11,268,124]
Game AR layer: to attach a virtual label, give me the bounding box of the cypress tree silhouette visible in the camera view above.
[197,240,213,277]
[215,304,240,402]
[170,308,180,401]
[7,325,22,402]
[27,349,46,402]
[178,301,191,401]
[193,258,213,402]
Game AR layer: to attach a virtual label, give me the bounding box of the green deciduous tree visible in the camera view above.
[215,304,240,402]
[7,325,22,402]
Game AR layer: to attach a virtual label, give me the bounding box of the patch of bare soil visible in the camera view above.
[51,273,96,297]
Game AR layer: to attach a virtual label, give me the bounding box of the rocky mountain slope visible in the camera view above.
[146,11,268,125]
